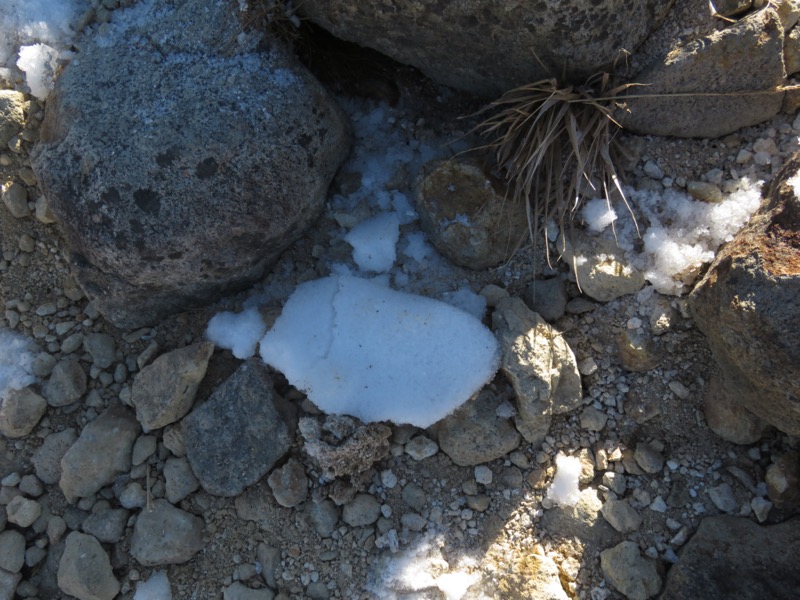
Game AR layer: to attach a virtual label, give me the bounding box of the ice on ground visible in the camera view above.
[583,179,762,294]
[205,307,266,359]
[1,0,89,97]
[133,570,172,600]
[345,212,401,273]
[0,328,37,401]
[259,275,500,427]
[368,534,481,600]
[547,453,582,507]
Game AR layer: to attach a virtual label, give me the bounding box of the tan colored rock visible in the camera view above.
[415,159,527,270]
[562,234,645,302]
[0,387,46,438]
[131,341,213,432]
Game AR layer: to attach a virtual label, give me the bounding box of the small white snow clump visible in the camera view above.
[205,307,266,359]
[133,570,172,600]
[547,453,583,507]
[582,198,618,233]
[345,212,401,272]
[259,274,500,427]
[0,328,38,401]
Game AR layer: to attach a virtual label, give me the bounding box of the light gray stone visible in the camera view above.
[438,387,521,467]
[492,297,582,446]
[708,483,738,513]
[59,403,140,503]
[130,499,204,566]
[33,428,77,485]
[42,359,86,407]
[0,387,46,438]
[0,568,21,600]
[0,90,26,147]
[164,456,200,504]
[1,183,28,218]
[562,234,645,302]
[601,541,661,599]
[81,508,129,544]
[57,532,120,600]
[601,498,643,533]
[5,496,41,527]
[634,442,664,474]
[307,499,339,538]
[131,342,214,432]
[343,493,381,527]
[131,434,157,466]
[404,436,438,461]
[83,333,116,370]
[31,0,350,328]
[184,361,291,497]
[580,406,608,432]
[0,530,25,573]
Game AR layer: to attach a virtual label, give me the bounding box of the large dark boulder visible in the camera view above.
[32,0,350,328]
[299,0,673,97]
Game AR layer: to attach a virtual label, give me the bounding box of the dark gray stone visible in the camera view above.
[184,361,291,497]
[129,499,204,566]
[661,516,800,600]
[31,0,350,328]
[81,508,129,544]
[300,0,673,96]
[33,428,78,485]
[523,278,568,322]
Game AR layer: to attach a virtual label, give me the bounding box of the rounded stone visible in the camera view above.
[342,493,381,527]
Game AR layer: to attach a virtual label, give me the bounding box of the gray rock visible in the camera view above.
[83,333,116,370]
[300,0,671,96]
[257,543,281,589]
[1,183,28,219]
[617,329,663,372]
[541,488,618,546]
[0,387,46,437]
[438,387,521,466]
[81,508,129,544]
[401,483,427,512]
[59,403,140,503]
[415,159,528,269]
[492,297,582,446]
[523,278,568,322]
[690,151,800,437]
[18,474,43,497]
[621,7,786,138]
[31,0,350,328]
[184,361,291,496]
[5,496,41,527]
[703,374,770,444]
[579,406,608,432]
[562,234,645,302]
[342,493,381,527]
[57,532,120,600]
[766,452,800,510]
[0,568,21,600]
[0,530,25,573]
[0,90,25,147]
[118,482,147,510]
[708,483,738,513]
[164,456,200,504]
[267,458,308,508]
[131,434,157,466]
[33,428,78,485]
[634,442,664,474]
[400,512,427,532]
[600,541,662,600]
[130,499,204,566]
[601,498,643,533]
[131,341,214,432]
[29,352,57,378]
[223,582,275,600]
[42,359,86,407]
[661,516,800,600]
[404,435,438,461]
[307,499,339,538]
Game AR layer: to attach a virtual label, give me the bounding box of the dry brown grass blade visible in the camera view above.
[469,74,636,268]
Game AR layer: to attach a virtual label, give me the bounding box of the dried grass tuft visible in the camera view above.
[471,73,637,264]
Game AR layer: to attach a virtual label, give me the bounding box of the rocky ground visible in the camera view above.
[1,2,799,600]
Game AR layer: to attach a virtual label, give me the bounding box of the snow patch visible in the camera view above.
[547,454,582,507]
[0,329,37,401]
[205,307,267,359]
[259,275,499,427]
[345,212,401,273]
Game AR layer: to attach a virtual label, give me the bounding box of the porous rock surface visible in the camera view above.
[690,150,800,437]
[31,0,351,328]
[299,0,673,96]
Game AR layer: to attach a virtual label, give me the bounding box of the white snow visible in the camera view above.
[259,275,500,427]
[1,0,88,98]
[368,534,481,600]
[345,212,401,273]
[133,570,172,600]
[441,286,488,320]
[205,307,266,359]
[0,328,37,401]
[584,179,762,294]
[546,453,582,507]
